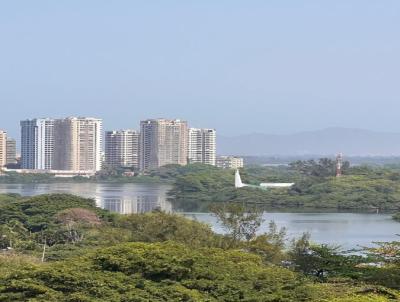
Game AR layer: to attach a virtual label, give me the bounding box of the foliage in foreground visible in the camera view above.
[0,193,400,301]
[1,242,399,302]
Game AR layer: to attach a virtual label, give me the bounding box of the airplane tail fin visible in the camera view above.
[235,169,244,188]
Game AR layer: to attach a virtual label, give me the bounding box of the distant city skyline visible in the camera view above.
[1,1,399,139]
[6,117,220,172]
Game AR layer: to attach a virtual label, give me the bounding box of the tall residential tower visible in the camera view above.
[188,128,216,166]
[105,130,140,170]
[6,138,17,165]
[53,117,103,171]
[140,119,188,171]
[20,118,54,170]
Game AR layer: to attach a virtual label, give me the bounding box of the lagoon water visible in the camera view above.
[186,212,400,250]
[0,183,399,249]
[0,183,172,214]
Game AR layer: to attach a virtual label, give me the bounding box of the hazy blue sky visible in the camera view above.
[1,1,399,139]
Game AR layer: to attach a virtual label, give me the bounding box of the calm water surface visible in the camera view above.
[0,183,399,249]
[0,183,172,214]
[186,212,400,250]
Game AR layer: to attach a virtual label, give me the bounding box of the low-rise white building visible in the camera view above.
[216,156,244,169]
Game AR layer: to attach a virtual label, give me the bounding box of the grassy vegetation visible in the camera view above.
[0,193,399,301]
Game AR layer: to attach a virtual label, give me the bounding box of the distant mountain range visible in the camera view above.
[217,128,400,156]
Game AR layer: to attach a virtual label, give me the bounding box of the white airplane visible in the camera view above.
[235,169,294,189]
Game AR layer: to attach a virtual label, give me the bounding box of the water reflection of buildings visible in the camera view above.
[100,196,172,214]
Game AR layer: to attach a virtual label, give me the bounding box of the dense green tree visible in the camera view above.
[209,203,264,243]
[243,221,287,264]
[113,211,226,248]
[289,158,350,177]
[0,194,111,232]
[1,242,399,301]
[289,233,363,279]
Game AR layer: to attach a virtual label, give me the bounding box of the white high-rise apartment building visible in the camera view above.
[53,117,103,172]
[140,119,188,171]
[105,130,140,170]
[20,119,54,170]
[0,130,6,167]
[188,128,216,166]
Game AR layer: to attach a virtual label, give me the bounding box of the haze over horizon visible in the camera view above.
[1,1,399,139]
